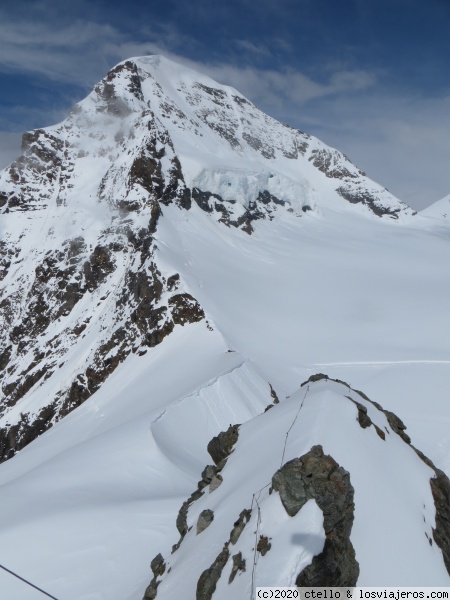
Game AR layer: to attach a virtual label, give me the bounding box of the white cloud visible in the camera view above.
[0,132,22,170]
[298,94,450,210]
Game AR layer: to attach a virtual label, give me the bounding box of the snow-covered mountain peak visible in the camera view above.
[1,54,414,221]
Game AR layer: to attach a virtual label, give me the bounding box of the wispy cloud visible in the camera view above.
[0,131,22,170]
[0,7,447,209]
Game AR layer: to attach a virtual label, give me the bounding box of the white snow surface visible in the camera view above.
[421,193,450,220]
[0,55,449,598]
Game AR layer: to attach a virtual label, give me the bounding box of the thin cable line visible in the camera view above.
[0,563,60,599]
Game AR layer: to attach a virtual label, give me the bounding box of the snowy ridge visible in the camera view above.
[145,375,450,599]
[0,55,449,599]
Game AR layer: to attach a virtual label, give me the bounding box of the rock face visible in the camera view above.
[272,445,359,586]
[431,470,450,572]
[207,425,240,465]
[196,544,230,600]
[197,509,215,534]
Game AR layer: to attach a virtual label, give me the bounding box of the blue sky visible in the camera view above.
[0,0,449,209]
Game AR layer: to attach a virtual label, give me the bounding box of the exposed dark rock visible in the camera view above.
[301,373,329,386]
[228,552,246,583]
[143,554,165,600]
[272,445,359,586]
[149,200,162,234]
[166,273,180,291]
[196,543,230,600]
[384,410,411,444]
[105,60,144,102]
[168,293,205,325]
[337,186,401,219]
[83,245,115,292]
[3,365,50,407]
[431,469,450,573]
[192,188,220,213]
[207,424,240,465]
[242,133,275,158]
[346,397,372,429]
[0,403,57,462]
[197,509,214,534]
[256,535,272,556]
[143,580,158,600]
[201,464,218,484]
[257,190,285,206]
[0,345,12,370]
[209,474,223,492]
[309,149,358,180]
[269,384,280,404]
[150,554,166,578]
[229,508,252,545]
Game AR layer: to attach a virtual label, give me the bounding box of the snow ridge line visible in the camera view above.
[0,563,60,599]
[150,359,247,425]
[249,384,311,598]
[280,384,310,467]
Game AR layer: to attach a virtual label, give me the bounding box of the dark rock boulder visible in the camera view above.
[168,293,205,325]
[431,469,450,573]
[197,509,214,534]
[207,424,240,465]
[256,535,272,556]
[229,508,252,545]
[228,552,246,583]
[150,553,166,578]
[272,445,359,586]
[196,543,230,600]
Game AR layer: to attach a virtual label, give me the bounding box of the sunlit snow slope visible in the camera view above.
[0,55,449,599]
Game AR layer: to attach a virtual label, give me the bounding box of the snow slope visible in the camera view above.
[421,193,450,220]
[0,56,449,599]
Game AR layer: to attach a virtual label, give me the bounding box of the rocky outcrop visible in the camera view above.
[207,424,240,465]
[197,509,214,534]
[430,470,450,573]
[196,543,230,600]
[143,553,166,600]
[229,508,252,545]
[228,552,246,583]
[309,148,359,180]
[272,445,359,586]
[337,186,402,219]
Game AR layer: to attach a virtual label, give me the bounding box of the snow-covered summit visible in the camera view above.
[0,54,413,221]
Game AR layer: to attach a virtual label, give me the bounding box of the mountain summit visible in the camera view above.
[0,55,419,460]
[0,56,449,599]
